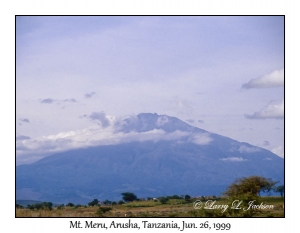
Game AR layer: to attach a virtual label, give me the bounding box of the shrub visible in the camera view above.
[16,204,24,209]
[88,199,99,206]
[118,200,125,205]
[159,197,169,204]
[121,192,137,202]
[66,202,74,207]
[184,194,191,201]
[95,207,112,216]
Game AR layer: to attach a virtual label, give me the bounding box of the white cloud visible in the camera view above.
[16,113,215,164]
[156,116,169,126]
[220,157,248,162]
[263,158,272,160]
[16,17,284,164]
[188,133,213,145]
[238,145,261,153]
[242,69,284,89]
[229,144,261,154]
[271,146,284,158]
[245,100,284,120]
[16,121,196,164]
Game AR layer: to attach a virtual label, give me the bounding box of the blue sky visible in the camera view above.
[16,16,284,164]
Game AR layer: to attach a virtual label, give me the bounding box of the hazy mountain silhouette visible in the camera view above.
[16,113,284,204]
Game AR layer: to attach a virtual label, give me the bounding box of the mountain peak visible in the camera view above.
[17,112,284,203]
[118,113,205,133]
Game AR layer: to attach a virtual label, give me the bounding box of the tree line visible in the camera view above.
[16,176,284,210]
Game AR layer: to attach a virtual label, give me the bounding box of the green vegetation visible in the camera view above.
[221,176,281,217]
[26,202,53,211]
[273,185,284,198]
[159,197,169,204]
[16,176,284,217]
[121,192,137,202]
[95,206,113,217]
[88,199,99,206]
[16,200,44,207]
[223,176,278,197]
[16,196,284,217]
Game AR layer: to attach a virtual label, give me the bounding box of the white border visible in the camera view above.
[3,0,298,232]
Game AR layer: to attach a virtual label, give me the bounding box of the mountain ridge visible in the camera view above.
[16,113,284,204]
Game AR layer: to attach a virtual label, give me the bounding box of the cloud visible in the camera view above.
[84,92,96,98]
[19,118,30,123]
[238,145,261,153]
[198,120,204,123]
[188,133,213,145]
[63,98,77,103]
[263,140,270,146]
[40,98,78,105]
[245,100,284,120]
[16,113,213,164]
[40,98,55,104]
[156,116,169,126]
[220,157,248,162]
[263,158,272,160]
[168,97,194,116]
[229,144,261,153]
[126,129,190,143]
[271,146,284,158]
[16,124,192,163]
[242,69,284,89]
[86,112,110,128]
[16,135,31,141]
[186,119,195,124]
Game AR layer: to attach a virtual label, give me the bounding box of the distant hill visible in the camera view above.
[16,113,284,204]
[16,200,43,207]
[16,200,61,207]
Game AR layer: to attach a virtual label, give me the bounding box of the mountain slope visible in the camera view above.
[16,113,284,204]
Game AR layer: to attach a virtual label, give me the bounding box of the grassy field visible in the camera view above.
[16,197,284,217]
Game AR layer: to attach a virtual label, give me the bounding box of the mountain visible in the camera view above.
[16,113,284,204]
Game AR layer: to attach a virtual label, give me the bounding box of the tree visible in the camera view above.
[88,199,99,206]
[95,206,112,217]
[103,199,112,205]
[222,176,278,217]
[224,176,278,197]
[159,197,169,204]
[121,192,137,202]
[26,202,52,210]
[57,204,65,210]
[42,202,53,210]
[273,185,284,198]
[16,204,24,209]
[184,194,191,201]
[118,200,125,205]
[66,202,74,207]
[171,195,181,199]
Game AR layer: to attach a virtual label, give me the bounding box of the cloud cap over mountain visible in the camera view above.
[16,113,214,164]
[16,16,284,164]
[16,113,284,204]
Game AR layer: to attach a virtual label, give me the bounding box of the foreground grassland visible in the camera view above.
[16,197,284,217]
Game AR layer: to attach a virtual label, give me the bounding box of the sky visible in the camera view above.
[16,16,284,164]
